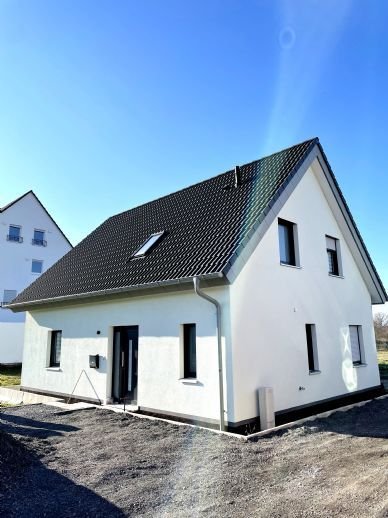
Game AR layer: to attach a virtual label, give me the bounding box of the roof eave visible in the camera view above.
[7,272,227,312]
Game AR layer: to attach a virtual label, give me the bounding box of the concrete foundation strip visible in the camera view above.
[1,387,386,441]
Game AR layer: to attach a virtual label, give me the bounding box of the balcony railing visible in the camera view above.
[7,234,23,243]
[32,238,47,246]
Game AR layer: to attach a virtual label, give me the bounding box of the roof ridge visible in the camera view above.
[0,190,33,212]
[111,137,318,220]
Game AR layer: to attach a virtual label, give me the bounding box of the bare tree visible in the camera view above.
[374,312,388,343]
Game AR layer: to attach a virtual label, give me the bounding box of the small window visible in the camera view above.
[305,324,319,372]
[132,231,164,258]
[33,230,46,246]
[31,260,43,274]
[349,325,363,365]
[278,219,298,266]
[326,235,341,276]
[50,330,62,367]
[7,225,22,243]
[2,290,17,305]
[183,323,197,379]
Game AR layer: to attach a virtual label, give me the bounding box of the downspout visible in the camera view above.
[193,277,225,431]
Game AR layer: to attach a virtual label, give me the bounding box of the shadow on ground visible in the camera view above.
[0,430,125,518]
[0,412,79,439]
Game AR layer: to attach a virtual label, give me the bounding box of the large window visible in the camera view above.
[7,225,22,243]
[50,330,62,367]
[183,323,197,379]
[326,235,341,276]
[349,325,363,365]
[278,219,298,266]
[305,324,319,373]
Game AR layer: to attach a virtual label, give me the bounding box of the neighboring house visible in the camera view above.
[0,191,72,364]
[8,139,387,431]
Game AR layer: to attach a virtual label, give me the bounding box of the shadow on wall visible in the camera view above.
[0,429,126,517]
[340,325,359,392]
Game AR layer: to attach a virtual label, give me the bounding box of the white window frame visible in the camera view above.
[278,218,300,267]
[33,229,46,246]
[8,224,22,243]
[349,325,365,365]
[305,323,320,373]
[2,289,17,305]
[326,235,343,277]
[31,259,43,274]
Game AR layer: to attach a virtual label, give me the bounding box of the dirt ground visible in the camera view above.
[0,399,387,518]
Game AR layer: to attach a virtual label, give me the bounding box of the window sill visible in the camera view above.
[179,378,199,385]
[353,363,367,368]
[279,263,301,270]
[309,370,321,375]
[328,273,344,279]
[46,367,62,372]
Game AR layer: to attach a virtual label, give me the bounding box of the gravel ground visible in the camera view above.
[0,399,388,518]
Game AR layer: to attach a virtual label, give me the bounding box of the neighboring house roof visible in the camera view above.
[0,190,72,248]
[9,139,387,309]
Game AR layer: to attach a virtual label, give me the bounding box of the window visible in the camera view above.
[2,290,17,305]
[132,231,164,258]
[7,225,22,243]
[31,260,43,274]
[278,219,298,266]
[305,324,319,372]
[349,325,364,365]
[50,330,62,367]
[33,229,46,246]
[326,236,341,276]
[183,323,197,378]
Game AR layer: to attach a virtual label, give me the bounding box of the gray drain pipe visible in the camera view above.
[193,277,225,431]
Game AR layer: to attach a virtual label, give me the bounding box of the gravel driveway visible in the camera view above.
[1,399,388,517]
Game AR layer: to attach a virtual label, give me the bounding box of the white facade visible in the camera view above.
[0,192,71,363]
[228,163,381,423]
[19,159,383,427]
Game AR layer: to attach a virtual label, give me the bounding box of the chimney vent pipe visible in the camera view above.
[234,165,241,188]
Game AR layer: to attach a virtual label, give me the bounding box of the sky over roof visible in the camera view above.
[0,0,387,291]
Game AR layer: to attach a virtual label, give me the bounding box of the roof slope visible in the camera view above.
[8,138,340,305]
[11,138,316,305]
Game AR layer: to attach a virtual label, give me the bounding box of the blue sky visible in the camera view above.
[0,1,387,288]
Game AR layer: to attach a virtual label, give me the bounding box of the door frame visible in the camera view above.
[111,325,139,404]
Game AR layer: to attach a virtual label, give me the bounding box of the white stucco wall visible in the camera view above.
[0,192,71,362]
[22,287,230,422]
[0,323,25,364]
[229,165,380,423]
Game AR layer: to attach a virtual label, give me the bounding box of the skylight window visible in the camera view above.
[133,231,164,258]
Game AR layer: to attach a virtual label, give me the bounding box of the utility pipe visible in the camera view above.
[193,277,225,431]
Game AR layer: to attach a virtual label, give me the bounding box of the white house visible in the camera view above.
[8,139,386,431]
[0,191,72,364]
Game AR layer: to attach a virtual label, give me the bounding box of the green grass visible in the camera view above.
[377,349,388,378]
[0,365,21,387]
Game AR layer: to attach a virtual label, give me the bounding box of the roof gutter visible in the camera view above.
[193,277,225,432]
[7,273,226,312]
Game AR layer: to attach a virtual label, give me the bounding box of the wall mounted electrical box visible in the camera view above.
[89,354,99,369]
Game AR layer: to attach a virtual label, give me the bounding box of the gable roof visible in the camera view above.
[0,190,72,248]
[8,138,387,309]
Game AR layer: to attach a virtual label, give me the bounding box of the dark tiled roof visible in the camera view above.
[12,139,317,305]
